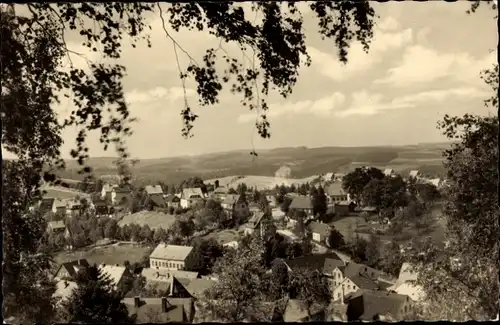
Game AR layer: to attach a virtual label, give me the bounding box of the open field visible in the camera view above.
[118,211,177,230]
[42,186,89,199]
[202,229,241,245]
[54,243,153,266]
[57,143,451,185]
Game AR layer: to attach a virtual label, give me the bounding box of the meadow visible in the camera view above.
[117,211,177,230]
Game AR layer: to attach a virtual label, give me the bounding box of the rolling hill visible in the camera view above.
[57,142,451,186]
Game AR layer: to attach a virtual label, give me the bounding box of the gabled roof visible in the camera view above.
[222,194,242,206]
[248,211,266,229]
[289,196,313,210]
[349,290,408,321]
[184,278,217,299]
[165,194,180,203]
[308,221,331,237]
[347,274,379,290]
[53,198,67,209]
[286,252,342,273]
[141,268,199,283]
[148,193,167,208]
[99,264,127,286]
[113,185,132,193]
[213,187,229,194]
[182,188,204,199]
[408,170,419,178]
[283,299,325,322]
[102,183,116,193]
[150,244,194,261]
[325,182,347,196]
[48,220,66,230]
[383,169,394,176]
[123,297,193,323]
[344,262,381,279]
[145,185,163,195]
[323,258,346,275]
[54,259,90,279]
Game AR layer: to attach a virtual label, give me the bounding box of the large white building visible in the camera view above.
[149,243,195,271]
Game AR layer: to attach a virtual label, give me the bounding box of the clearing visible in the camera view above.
[205,175,321,191]
[54,242,153,266]
[118,211,177,230]
[202,229,241,245]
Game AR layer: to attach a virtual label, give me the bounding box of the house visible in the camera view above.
[307,221,331,244]
[345,290,412,321]
[183,278,218,300]
[92,198,109,217]
[112,185,132,205]
[388,263,425,302]
[165,194,181,209]
[408,170,420,179]
[323,258,347,287]
[212,187,229,201]
[323,172,335,182]
[141,267,199,293]
[285,252,343,274]
[332,274,379,300]
[145,185,163,195]
[244,211,267,237]
[46,220,66,235]
[221,194,249,219]
[222,241,239,250]
[64,222,85,250]
[282,299,326,322]
[148,193,168,210]
[333,173,345,182]
[39,198,56,215]
[383,168,395,177]
[149,244,196,271]
[180,188,205,209]
[99,264,132,289]
[66,199,82,217]
[53,259,90,280]
[265,195,277,208]
[289,196,313,216]
[248,202,262,213]
[325,183,350,205]
[123,296,195,323]
[101,183,116,201]
[334,201,356,217]
[53,280,78,305]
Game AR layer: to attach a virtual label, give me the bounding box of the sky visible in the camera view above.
[3,1,498,160]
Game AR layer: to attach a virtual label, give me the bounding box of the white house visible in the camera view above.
[180,188,204,209]
[383,168,396,177]
[149,243,195,271]
[388,263,425,302]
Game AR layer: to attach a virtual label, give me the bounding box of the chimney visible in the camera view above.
[134,296,140,308]
[161,297,169,313]
[156,272,159,278]
[64,280,69,288]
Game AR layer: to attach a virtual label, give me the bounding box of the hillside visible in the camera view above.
[57,143,450,185]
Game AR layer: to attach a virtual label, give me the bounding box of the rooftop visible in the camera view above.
[150,244,194,261]
[141,267,199,282]
[145,185,163,195]
[53,280,78,302]
[289,196,313,210]
[323,258,346,275]
[48,220,66,230]
[123,297,193,323]
[182,188,204,199]
[308,221,331,236]
[99,264,128,286]
[325,182,347,196]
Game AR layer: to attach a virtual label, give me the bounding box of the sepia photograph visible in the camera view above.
[1,1,498,323]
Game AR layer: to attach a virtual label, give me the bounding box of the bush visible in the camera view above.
[174,208,183,215]
[168,206,175,214]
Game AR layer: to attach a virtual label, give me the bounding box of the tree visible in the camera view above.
[408,64,499,320]
[153,227,168,244]
[227,187,237,195]
[342,167,385,203]
[188,238,224,275]
[138,224,154,243]
[172,219,195,238]
[313,186,328,216]
[180,177,207,194]
[104,219,118,239]
[362,175,408,214]
[280,196,293,214]
[326,227,345,249]
[62,264,133,323]
[268,260,290,301]
[364,234,382,269]
[415,183,441,207]
[288,268,331,320]
[199,236,268,322]
[237,183,248,195]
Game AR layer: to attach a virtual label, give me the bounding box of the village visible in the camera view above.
[39,167,445,322]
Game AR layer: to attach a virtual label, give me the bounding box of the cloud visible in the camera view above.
[374,45,496,87]
[336,87,490,118]
[377,16,400,31]
[237,92,346,123]
[308,23,412,81]
[125,86,195,105]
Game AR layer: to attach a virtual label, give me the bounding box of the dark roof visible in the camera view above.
[348,275,379,290]
[149,194,167,208]
[308,221,331,237]
[92,198,108,207]
[123,297,193,323]
[248,212,266,229]
[286,252,342,273]
[344,262,382,279]
[323,258,346,274]
[348,290,408,321]
[114,185,132,193]
[40,198,55,212]
[289,196,313,210]
[55,259,90,279]
[165,194,180,203]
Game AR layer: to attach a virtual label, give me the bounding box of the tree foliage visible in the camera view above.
[62,264,132,323]
[342,167,385,203]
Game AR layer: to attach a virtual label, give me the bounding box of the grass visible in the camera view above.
[202,229,241,245]
[54,243,153,266]
[118,211,177,230]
